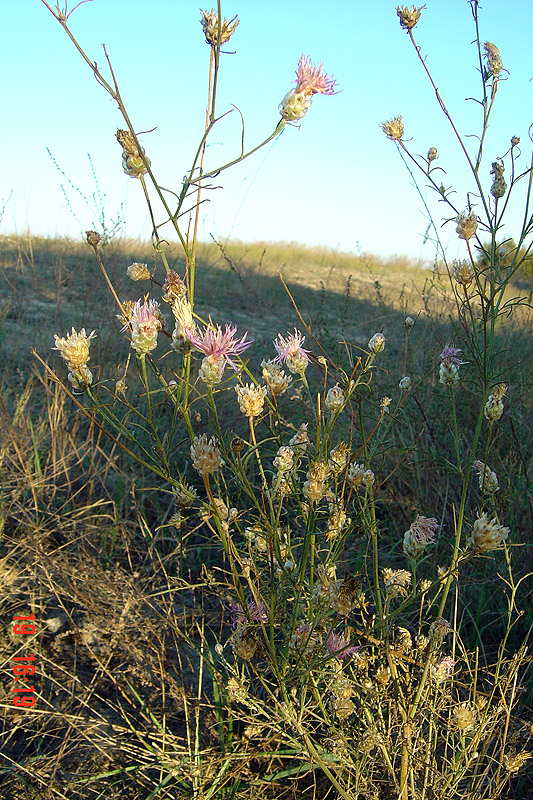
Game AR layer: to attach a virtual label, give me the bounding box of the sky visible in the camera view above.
[3,0,533,262]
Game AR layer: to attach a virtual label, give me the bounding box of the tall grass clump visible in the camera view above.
[6,1,530,797]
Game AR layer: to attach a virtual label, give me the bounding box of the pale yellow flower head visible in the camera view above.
[53,327,96,370]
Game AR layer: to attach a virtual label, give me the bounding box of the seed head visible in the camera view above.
[329,442,349,475]
[85,230,101,248]
[190,434,224,475]
[381,115,404,141]
[431,655,455,685]
[456,211,478,241]
[468,513,509,554]
[200,9,239,45]
[429,617,451,641]
[382,568,412,598]
[162,270,187,304]
[396,5,425,31]
[328,576,361,616]
[230,626,259,660]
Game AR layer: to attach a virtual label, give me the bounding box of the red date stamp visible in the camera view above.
[12,614,37,708]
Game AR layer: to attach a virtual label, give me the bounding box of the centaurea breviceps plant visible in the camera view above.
[39,2,531,799]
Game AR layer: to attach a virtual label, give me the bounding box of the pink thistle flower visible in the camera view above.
[440,341,464,367]
[273,329,311,375]
[294,55,337,96]
[327,629,359,660]
[125,299,162,355]
[186,323,252,370]
[230,599,268,629]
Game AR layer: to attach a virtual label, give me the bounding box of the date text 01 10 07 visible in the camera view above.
[13,614,37,708]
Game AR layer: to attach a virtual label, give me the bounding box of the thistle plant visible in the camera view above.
[38,2,531,798]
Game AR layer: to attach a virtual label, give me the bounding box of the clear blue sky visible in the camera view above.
[3,0,532,261]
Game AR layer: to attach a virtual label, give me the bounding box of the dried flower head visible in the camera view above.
[473,460,499,493]
[347,462,366,490]
[468,513,509,554]
[328,576,361,615]
[456,210,478,241]
[381,115,405,141]
[274,329,310,375]
[451,258,475,287]
[289,423,310,452]
[452,703,476,732]
[429,617,451,641]
[85,230,101,248]
[484,383,507,421]
[200,9,239,45]
[261,358,292,396]
[368,332,386,354]
[490,160,507,199]
[279,55,336,121]
[190,434,224,475]
[162,270,187,304]
[235,383,268,418]
[116,129,150,178]
[325,499,350,541]
[431,655,455,684]
[273,446,294,474]
[230,625,259,660]
[362,469,375,488]
[325,384,344,414]
[396,5,425,31]
[127,262,150,281]
[303,460,330,504]
[290,622,323,657]
[503,750,531,774]
[403,514,439,558]
[399,376,412,392]
[382,568,412,598]
[484,41,503,77]
[329,442,349,475]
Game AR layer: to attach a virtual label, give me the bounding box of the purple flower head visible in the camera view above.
[326,629,360,660]
[409,514,439,547]
[294,55,337,96]
[230,599,267,630]
[440,341,464,367]
[186,323,252,370]
[273,329,311,364]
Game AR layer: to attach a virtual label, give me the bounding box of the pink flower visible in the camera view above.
[327,630,359,660]
[273,329,310,375]
[440,342,464,367]
[230,599,267,629]
[186,323,252,370]
[403,514,439,559]
[294,55,336,96]
[125,299,162,355]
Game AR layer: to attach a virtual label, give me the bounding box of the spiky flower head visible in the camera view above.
[187,323,252,372]
[273,446,294,474]
[126,299,162,355]
[116,129,150,178]
[127,262,150,281]
[327,630,359,660]
[380,115,404,141]
[171,297,195,354]
[451,258,475,287]
[190,434,224,475]
[456,211,478,241]
[382,568,412,598]
[54,327,96,371]
[484,41,503,78]
[484,382,507,421]
[235,383,268,418]
[325,384,345,414]
[347,462,366,490]
[261,359,292,396]
[273,329,310,376]
[279,55,336,121]
[200,9,239,45]
[452,703,476,732]
[473,460,499,493]
[396,5,425,31]
[403,514,439,559]
[468,513,509,554]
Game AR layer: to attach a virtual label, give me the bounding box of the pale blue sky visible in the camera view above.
[3,0,532,260]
